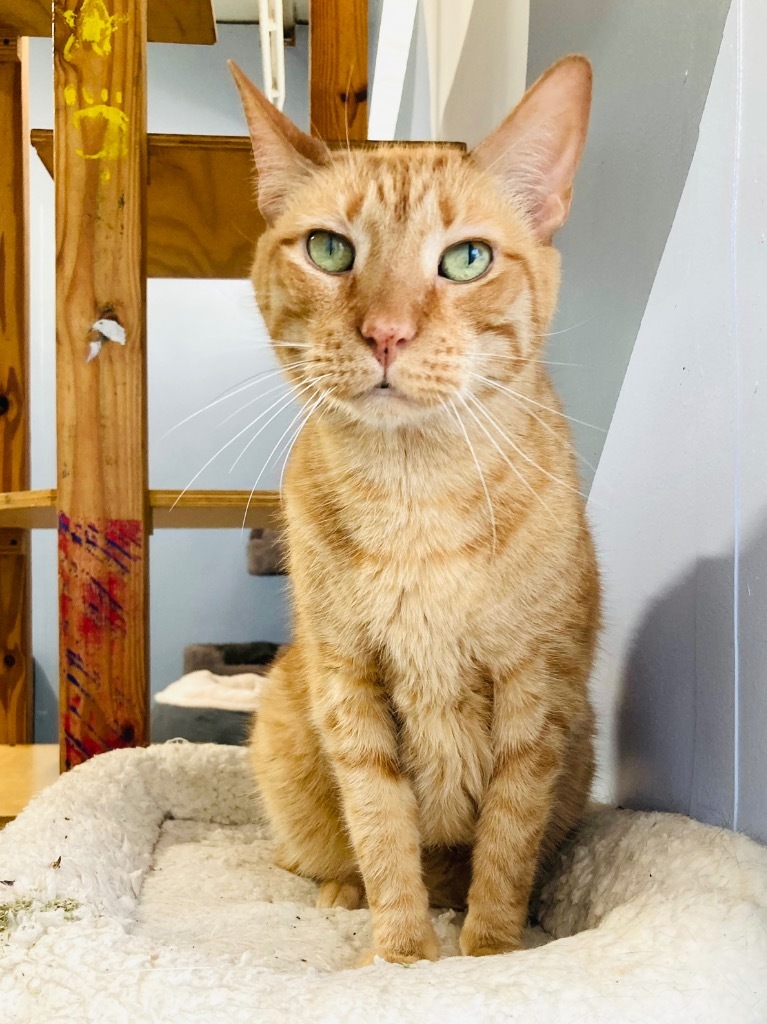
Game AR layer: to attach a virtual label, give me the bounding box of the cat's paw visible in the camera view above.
[316,879,363,910]
[357,929,440,967]
[459,938,521,957]
[459,917,522,957]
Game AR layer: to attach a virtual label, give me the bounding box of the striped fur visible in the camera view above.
[234,56,599,963]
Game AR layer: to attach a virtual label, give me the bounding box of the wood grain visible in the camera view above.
[0,0,216,45]
[55,0,149,770]
[310,0,368,141]
[0,488,281,530]
[33,131,264,279]
[0,36,32,744]
[150,489,280,529]
[0,744,59,823]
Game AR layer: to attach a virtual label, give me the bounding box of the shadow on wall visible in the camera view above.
[616,516,767,838]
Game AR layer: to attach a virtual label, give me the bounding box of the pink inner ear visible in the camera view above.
[472,56,591,241]
[229,60,327,222]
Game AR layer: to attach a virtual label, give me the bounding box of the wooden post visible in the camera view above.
[310,0,368,141]
[54,0,149,769]
[0,34,32,743]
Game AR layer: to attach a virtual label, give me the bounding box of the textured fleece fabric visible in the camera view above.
[1,743,766,1024]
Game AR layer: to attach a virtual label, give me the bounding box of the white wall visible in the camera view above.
[527,0,731,488]
[30,26,307,739]
[588,0,767,844]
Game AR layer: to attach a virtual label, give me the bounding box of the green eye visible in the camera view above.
[306,230,355,274]
[439,240,492,282]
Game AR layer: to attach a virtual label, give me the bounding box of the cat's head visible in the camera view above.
[231,57,591,429]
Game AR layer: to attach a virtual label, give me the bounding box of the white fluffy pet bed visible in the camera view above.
[2,744,766,1024]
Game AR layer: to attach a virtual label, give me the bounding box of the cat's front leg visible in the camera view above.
[315,662,439,965]
[460,657,564,957]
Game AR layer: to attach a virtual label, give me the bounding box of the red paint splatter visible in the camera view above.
[59,515,146,766]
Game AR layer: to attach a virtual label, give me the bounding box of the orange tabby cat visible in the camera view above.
[231,55,599,964]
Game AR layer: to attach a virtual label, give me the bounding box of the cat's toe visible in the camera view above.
[459,928,522,957]
[316,879,363,910]
[356,944,439,967]
[462,941,520,957]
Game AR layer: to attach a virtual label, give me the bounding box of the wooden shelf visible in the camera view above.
[0,744,59,824]
[0,489,281,530]
[32,131,262,279]
[0,0,216,46]
[151,489,281,529]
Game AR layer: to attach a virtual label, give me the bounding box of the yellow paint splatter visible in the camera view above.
[61,0,129,64]
[71,90,129,163]
[82,87,94,105]
[101,168,111,183]
[64,84,78,107]
[73,98,129,161]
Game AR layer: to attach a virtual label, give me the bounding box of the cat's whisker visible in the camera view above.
[458,394,555,522]
[470,372,606,433]
[445,398,498,553]
[279,388,337,499]
[240,391,324,533]
[541,315,598,338]
[465,392,588,505]
[501,393,601,478]
[342,63,354,154]
[217,378,295,430]
[209,359,311,402]
[161,360,311,440]
[476,352,583,368]
[230,375,330,473]
[170,379,314,510]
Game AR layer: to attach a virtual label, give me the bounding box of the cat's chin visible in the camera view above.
[340,385,441,429]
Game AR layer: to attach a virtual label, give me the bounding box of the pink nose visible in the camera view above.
[361,315,416,370]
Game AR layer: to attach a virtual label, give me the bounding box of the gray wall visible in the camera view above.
[527,0,731,486]
[588,0,767,845]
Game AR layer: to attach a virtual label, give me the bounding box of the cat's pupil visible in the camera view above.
[467,244,477,265]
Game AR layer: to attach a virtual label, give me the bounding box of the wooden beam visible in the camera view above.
[55,0,149,770]
[0,0,216,45]
[0,488,281,530]
[150,489,281,529]
[310,0,368,141]
[0,36,32,745]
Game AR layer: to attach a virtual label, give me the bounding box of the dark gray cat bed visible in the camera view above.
[247,528,286,575]
[151,642,280,745]
[183,641,280,677]
[151,703,252,746]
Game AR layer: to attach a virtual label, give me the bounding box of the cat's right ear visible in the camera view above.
[229,61,328,222]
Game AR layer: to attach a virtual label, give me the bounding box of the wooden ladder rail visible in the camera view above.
[0,34,32,744]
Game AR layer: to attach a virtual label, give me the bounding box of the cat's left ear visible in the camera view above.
[472,55,592,243]
[229,61,328,222]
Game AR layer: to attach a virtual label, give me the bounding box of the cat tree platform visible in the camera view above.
[1,743,765,1023]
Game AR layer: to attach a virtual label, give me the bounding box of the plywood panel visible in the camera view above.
[0,0,216,45]
[55,0,149,770]
[310,0,368,141]
[32,131,263,279]
[0,36,32,744]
